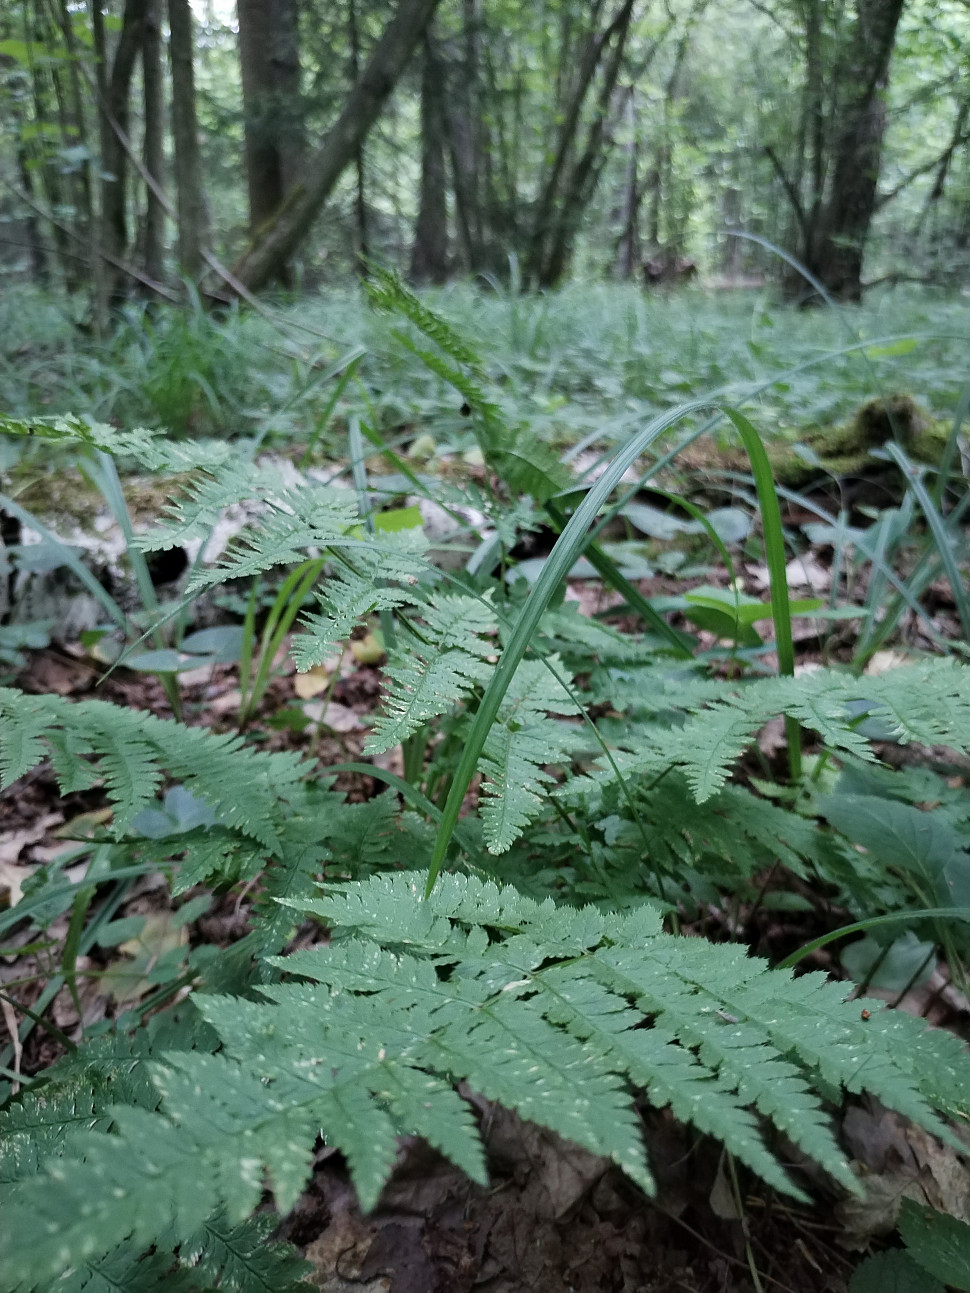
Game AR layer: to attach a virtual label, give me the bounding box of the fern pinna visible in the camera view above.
[3,872,969,1290]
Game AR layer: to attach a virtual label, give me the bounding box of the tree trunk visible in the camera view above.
[231,0,442,293]
[410,34,448,283]
[613,90,641,279]
[98,0,148,300]
[25,0,80,289]
[167,0,208,279]
[530,0,636,287]
[796,0,906,301]
[237,0,303,257]
[140,0,166,284]
[347,0,369,269]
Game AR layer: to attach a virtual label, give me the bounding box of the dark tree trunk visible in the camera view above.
[410,35,448,283]
[613,90,641,279]
[167,0,208,278]
[141,0,165,284]
[788,0,906,302]
[237,0,303,260]
[98,0,148,299]
[347,0,369,269]
[231,0,442,293]
[444,0,489,273]
[15,140,49,283]
[26,0,81,289]
[530,0,636,287]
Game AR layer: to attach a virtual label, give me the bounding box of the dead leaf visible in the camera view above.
[102,911,189,1005]
[350,634,385,665]
[838,1104,970,1247]
[207,688,243,715]
[0,996,22,1091]
[1,814,64,861]
[295,666,336,699]
[303,701,363,733]
[0,863,34,908]
[866,649,918,675]
[305,1210,382,1291]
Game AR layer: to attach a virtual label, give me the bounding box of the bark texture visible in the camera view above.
[99,0,148,297]
[167,0,208,278]
[237,0,303,244]
[410,34,448,283]
[232,0,443,293]
[787,0,906,301]
[140,0,165,284]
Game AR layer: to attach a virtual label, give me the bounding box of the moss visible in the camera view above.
[9,464,189,531]
[676,393,948,486]
[12,468,101,528]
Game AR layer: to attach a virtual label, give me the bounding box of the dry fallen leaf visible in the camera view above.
[102,911,189,1005]
[295,665,335,699]
[303,701,364,733]
[349,633,385,666]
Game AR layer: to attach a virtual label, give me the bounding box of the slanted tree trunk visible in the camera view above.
[140,0,165,284]
[237,0,303,264]
[528,0,636,287]
[410,34,448,283]
[231,0,442,293]
[167,0,208,279]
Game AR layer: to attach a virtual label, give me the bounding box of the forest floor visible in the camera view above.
[2,457,969,1293]
[3,284,970,1290]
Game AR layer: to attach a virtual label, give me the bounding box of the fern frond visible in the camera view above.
[365,265,487,375]
[175,1211,310,1293]
[290,530,434,672]
[5,873,966,1288]
[579,659,970,803]
[479,657,581,853]
[365,593,497,753]
[0,692,308,855]
[135,461,294,550]
[0,413,229,473]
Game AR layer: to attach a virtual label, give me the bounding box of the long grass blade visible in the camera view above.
[426,397,717,894]
[883,441,970,639]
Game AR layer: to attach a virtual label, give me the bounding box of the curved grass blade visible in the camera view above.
[882,442,970,639]
[721,410,800,780]
[778,907,970,971]
[426,398,717,895]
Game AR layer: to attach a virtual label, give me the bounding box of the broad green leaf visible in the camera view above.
[899,1199,970,1290]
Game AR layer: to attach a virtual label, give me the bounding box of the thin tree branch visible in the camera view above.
[763,143,809,244]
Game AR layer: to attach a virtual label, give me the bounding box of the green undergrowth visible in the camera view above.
[1,280,968,451]
[1,280,970,1291]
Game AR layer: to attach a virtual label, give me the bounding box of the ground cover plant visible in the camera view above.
[2,281,970,1291]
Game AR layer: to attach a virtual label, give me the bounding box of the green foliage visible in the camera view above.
[5,873,970,1290]
[3,319,970,1293]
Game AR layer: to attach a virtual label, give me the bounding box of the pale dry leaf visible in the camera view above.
[0,862,34,908]
[295,666,334,699]
[303,701,363,734]
[0,996,22,1091]
[0,814,64,863]
[866,649,918,676]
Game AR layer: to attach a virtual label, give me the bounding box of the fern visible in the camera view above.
[364,267,572,500]
[574,658,970,802]
[479,656,581,852]
[0,690,307,851]
[4,872,967,1290]
[0,412,228,472]
[366,592,497,751]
